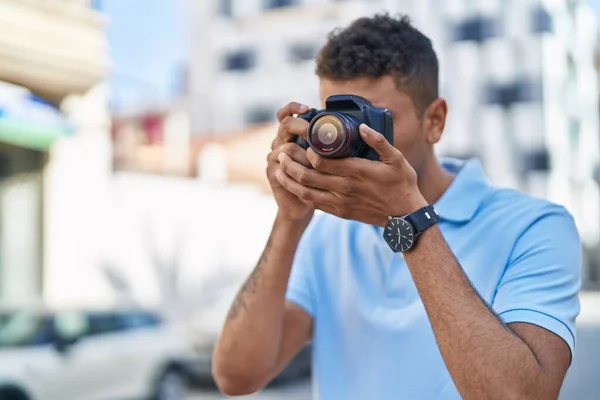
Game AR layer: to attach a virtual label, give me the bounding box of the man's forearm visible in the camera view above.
[404,227,548,400]
[213,214,308,381]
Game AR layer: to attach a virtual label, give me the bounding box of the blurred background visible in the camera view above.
[0,0,599,399]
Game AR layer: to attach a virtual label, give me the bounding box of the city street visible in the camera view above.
[190,292,600,400]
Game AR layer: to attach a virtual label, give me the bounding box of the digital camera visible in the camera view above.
[295,95,394,161]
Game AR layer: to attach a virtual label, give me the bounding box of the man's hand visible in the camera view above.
[275,124,427,226]
[267,102,315,224]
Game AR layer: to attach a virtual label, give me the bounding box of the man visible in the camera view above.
[212,14,581,399]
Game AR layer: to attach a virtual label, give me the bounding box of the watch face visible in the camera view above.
[384,217,415,252]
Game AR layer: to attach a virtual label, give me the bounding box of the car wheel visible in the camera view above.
[0,387,29,400]
[155,369,187,400]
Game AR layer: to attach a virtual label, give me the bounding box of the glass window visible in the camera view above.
[118,311,161,331]
[532,6,553,33]
[0,311,54,348]
[264,0,297,10]
[568,118,580,149]
[288,43,318,63]
[86,312,120,336]
[453,16,497,42]
[484,80,540,107]
[246,107,276,125]
[220,0,234,17]
[523,149,550,172]
[54,311,89,340]
[224,50,256,71]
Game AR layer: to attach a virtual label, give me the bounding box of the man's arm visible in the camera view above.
[274,124,578,399]
[212,215,313,396]
[404,225,572,400]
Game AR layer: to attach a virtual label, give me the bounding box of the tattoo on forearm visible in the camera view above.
[226,235,273,320]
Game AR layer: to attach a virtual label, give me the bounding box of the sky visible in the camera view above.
[100,0,188,111]
[592,0,600,15]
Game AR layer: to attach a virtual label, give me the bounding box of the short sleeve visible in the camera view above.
[493,206,582,356]
[285,214,323,317]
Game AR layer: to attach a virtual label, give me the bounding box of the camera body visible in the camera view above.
[295,94,394,161]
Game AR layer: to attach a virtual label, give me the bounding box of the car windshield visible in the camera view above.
[0,311,54,348]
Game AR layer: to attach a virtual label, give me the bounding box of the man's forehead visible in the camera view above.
[318,76,410,109]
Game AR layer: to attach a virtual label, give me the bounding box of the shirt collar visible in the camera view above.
[433,158,491,223]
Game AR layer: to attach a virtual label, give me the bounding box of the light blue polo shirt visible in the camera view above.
[285,158,581,400]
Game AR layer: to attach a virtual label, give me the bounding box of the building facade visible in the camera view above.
[0,0,110,303]
[187,0,600,287]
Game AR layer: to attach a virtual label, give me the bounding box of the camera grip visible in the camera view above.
[294,136,310,150]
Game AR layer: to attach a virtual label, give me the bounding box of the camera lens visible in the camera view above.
[317,123,338,146]
[309,114,345,154]
[308,112,362,157]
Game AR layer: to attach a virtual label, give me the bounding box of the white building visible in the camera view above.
[187,0,600,247]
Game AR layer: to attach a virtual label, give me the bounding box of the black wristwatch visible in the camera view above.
[383,205,440,252]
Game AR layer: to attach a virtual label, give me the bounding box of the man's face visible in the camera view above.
[319,76,442,174]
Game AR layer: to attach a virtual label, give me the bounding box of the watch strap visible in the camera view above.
[405,205,440,233]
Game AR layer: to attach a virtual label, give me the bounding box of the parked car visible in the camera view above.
[0,305,193,400]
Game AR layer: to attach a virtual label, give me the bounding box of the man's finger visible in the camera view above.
[277,116,309,144]
[278,152,342,190]
[359,124,398,160]
[270,142,310,168]
[278,143,311,168]
[306,148,370,177]
[271,137,283,151]
[276,102,310,122]
[275,169,335,205]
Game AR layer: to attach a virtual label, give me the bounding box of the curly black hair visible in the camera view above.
[316,13,439,115]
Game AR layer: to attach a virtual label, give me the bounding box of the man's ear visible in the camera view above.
[422,98,447,144]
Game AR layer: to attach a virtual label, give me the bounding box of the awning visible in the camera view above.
[0,81,73,151]
[0,0,109,103]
